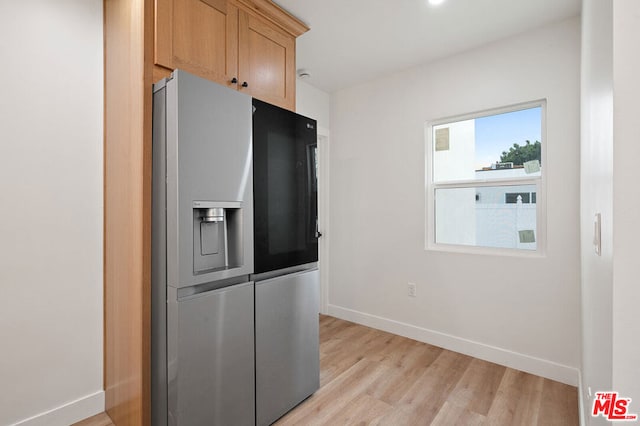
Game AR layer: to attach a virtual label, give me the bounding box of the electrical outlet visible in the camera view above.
[408,282,417,297]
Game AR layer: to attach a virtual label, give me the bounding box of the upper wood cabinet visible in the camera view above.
[155,0,308,111]
[155,0,238,88]
[238,9,295,109]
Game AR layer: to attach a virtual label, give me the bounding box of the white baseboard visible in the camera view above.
[328,304,579,386]
[11,391,104,426]
[578,370,586,426]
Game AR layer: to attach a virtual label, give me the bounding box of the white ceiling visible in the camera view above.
[274,0,581,93]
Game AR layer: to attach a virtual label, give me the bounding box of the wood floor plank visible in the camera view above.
[536,379,580,426]
[319,328,383,386]
[431,400,487,426]
[486,368,545,425]
[382,349,474,424]
[275,359,390,425]
[365,340,443,405]
[369,405,416,426]
[447,357,507,416]
[71,413,114,426]
[321,393,394,426]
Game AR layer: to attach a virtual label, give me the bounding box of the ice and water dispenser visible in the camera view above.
[193,201,244,274]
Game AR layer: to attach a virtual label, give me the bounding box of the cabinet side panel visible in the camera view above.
[104,0,153,424]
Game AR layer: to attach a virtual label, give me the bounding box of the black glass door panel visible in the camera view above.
[253,99,318,273]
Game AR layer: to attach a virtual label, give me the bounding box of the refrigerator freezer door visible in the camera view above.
[171,281,255,426]
[255,269,320,426]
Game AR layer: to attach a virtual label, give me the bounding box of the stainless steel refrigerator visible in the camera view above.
[152,69,320,426]
[251,99,321,426]
[151,70,255,426]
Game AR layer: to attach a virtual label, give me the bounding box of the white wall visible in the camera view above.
[296,79,332,313]
[580,1,640,422]
[612,0,640,410]
[296,80,331,130]
[580,0,613,423]
[0,1,104,425]
[328,17,581,384]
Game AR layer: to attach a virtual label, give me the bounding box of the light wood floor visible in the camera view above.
[73,413,113,426]
[75,315,578,426]
[275,315,578,425]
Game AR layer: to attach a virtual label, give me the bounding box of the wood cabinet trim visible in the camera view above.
[153,64,173,82]
[200,0,227,13]
[233,0,309,37]
[155,0,173,68]
[244,9,292,46]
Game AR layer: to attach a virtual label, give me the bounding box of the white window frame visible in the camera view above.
[425,99,547,257]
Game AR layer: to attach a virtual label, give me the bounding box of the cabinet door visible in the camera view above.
[238,10,295,111]
[156,0,238,88]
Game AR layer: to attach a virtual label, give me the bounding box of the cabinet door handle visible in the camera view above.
[231,77,238,84]
[241,81,248,88]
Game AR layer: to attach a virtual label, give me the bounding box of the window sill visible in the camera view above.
[425,242,546,258]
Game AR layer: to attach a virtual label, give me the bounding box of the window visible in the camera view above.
[426,101,545,253]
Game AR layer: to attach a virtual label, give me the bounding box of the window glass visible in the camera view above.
[428,102,544,253]
[432,107,542,183]
[435,184,537,250]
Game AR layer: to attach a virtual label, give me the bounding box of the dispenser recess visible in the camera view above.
[193,201,244,274]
